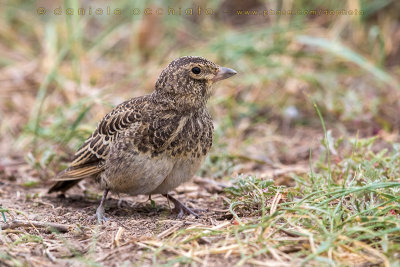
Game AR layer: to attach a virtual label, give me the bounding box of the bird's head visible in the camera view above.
[154,56,237,111]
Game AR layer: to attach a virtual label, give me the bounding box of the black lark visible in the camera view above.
[48,56,237,222]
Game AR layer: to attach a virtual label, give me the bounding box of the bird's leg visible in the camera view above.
[163,194,199,218]
[95,189,109,223]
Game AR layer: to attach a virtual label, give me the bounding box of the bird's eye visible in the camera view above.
[191,67,201,74]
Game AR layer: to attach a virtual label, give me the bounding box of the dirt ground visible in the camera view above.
[0,160,245,266]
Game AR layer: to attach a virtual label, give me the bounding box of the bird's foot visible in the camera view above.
[96,206,109,223]
[89,207,109,224]
[90,189,109,224]
[164,194,199,219]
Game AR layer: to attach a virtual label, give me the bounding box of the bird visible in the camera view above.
[48,56,237,222]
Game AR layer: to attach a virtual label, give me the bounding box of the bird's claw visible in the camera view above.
[89,189,110,224]
[173,205,199,219]
[164,194,200,218]
[89,207,109,224]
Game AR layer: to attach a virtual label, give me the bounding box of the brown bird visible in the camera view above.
[48,56,237,222]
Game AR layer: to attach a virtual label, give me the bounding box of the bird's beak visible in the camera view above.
[212,67,237,82]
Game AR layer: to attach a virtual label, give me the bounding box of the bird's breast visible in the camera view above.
[164,114,213,159]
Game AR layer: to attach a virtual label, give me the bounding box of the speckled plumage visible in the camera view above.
[48,56,237,221]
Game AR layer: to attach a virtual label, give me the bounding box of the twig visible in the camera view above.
[157,222,184,239]
[112,227,125,248]
[0,220,71,232]
[193,176,231,193]
[44,248,57,262]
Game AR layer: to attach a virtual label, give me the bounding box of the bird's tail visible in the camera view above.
[48,163,103,193]
[48,179,83,193]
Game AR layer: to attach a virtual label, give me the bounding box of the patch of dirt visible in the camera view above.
[0,167,239,266]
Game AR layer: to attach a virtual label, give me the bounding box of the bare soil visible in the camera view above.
[0,163,241,266]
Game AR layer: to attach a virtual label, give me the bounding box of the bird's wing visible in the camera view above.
[54,97,147,181]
